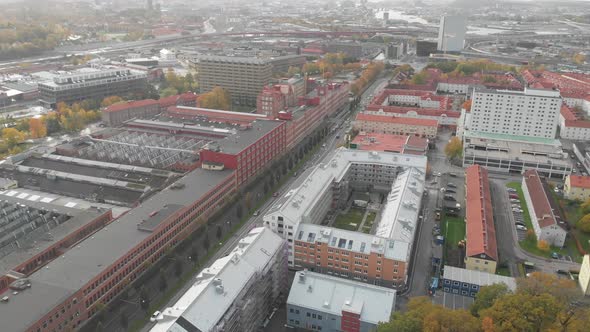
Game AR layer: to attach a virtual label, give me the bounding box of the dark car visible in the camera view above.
[447,183,457,188]
[445,188,457,194]
[443,195,456,201]
[556,269,569,275]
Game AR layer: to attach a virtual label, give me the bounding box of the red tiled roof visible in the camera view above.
[104,99,159,113]
[561,105,578,121]
[523,170,557,229]
[355,113,438,127]
[465,165,498,261]
[158,93,197,108]
[565,120,590,129]
[568,175,590,189]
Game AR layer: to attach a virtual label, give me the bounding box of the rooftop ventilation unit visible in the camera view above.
[213,278,222,285]
[299,272,306,283]
[215,285,224,294]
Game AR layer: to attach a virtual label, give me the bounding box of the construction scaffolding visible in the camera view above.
[77,131,207,170]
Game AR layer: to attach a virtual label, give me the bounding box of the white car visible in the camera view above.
[150,311,161,322]
[516,225,527,231]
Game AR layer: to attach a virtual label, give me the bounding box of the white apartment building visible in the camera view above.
[387,94,441,109]
[149,227,286,332]
[468,88,562,139]
[263,148,427,267]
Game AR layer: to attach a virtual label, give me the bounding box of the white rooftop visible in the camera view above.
[266,148,427,227]
[149,227,284,332]
[443,266,517,291]
[376,167,424,244]
[287,271,395,324]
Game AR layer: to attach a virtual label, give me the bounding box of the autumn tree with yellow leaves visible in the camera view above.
[198,87,231,111]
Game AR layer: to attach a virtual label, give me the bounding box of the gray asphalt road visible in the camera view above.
[490,178,582,276]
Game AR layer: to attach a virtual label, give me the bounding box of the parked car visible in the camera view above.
[512,208,523,213]
[515,222,526,227]
[447,183,457,188]
[253,210,260,216]
[516,225,527,231]
[150,311,161,322]
[556,269,569,275]
[449,172,457,177]
[443,195,456,201]
[509,194,519,199]
[446,188,457,194]
[507,188,517,193]
[510,199,520,203]
[272,192,280,197]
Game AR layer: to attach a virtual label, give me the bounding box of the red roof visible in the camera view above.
[300,48,325,54]
[158,92,197,108]
[465,165,498,261]
[560,104,578,121]
[355,113,438,127]
[523,170,558,229]
[568,175,590,189]
[104,99,159,113]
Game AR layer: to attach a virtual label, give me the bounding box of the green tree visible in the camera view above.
[160,87,179,98]
[577,214,590,233]
[410,72,427,85]
[216,225,222,240]
[158,271,167,291]
[470,283,511,317]
[481,293,560,332]
[444,136,463,160]
[377,297,480,332]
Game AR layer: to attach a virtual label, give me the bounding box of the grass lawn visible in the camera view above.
[443,215,466,246]
[333,208,364,231]
[507,182,578,260]
[560,199,589,261]
[496,266,511,277]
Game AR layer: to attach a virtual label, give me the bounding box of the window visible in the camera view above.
[307,312,311,317]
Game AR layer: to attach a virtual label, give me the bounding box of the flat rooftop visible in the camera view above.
[443,266,516,291]
[0,192,109,276]
[464,131,571,167]
[19,156,170,189]
[0,168,234,332]
[287,271,395,325]
[124,117,284,155]
[266,148,427,227]
[0,164,146,206]
[375,168,424,251]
